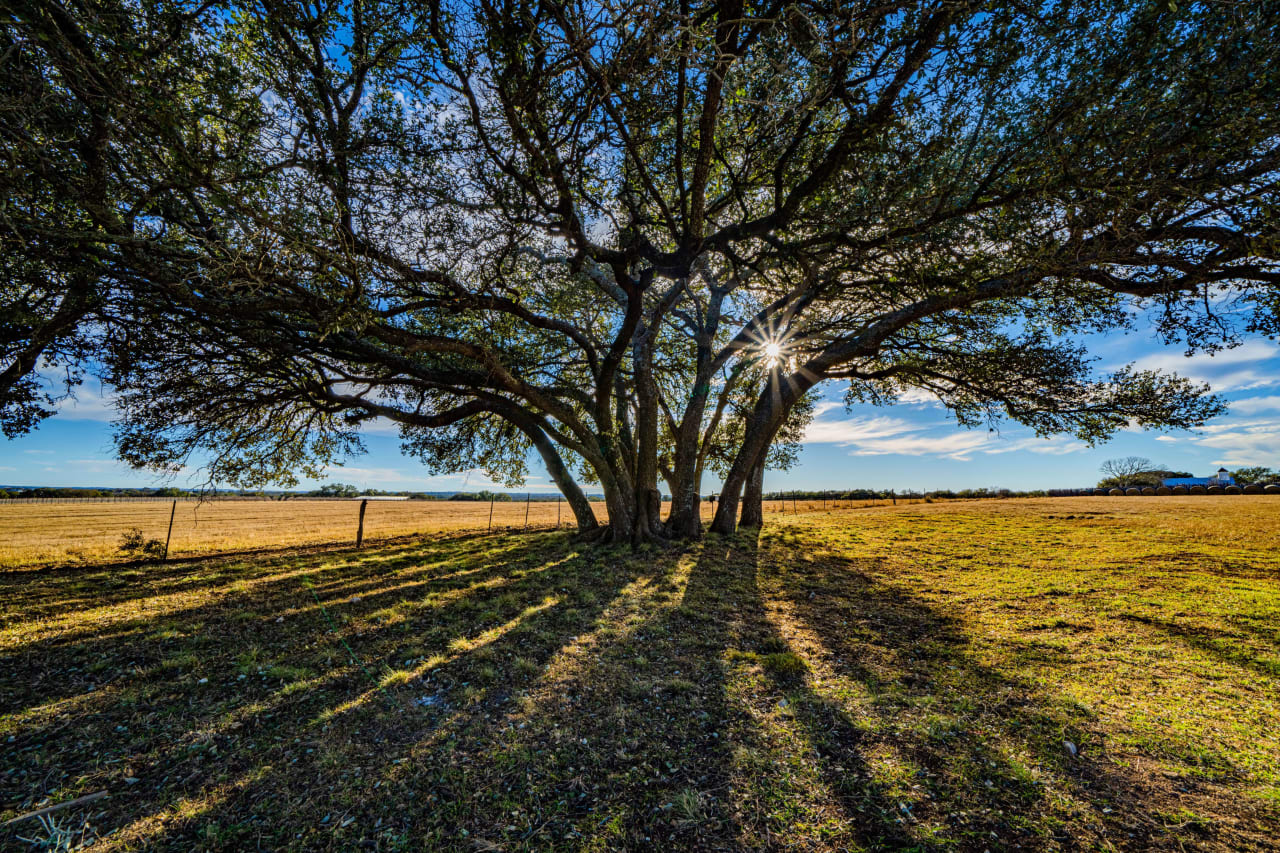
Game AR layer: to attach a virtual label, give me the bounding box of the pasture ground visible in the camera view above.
[1,498,1278,851]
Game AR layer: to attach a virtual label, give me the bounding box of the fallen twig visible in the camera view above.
[3,790,108,826]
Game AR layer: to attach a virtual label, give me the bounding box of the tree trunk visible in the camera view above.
[665,449,704,539]
[661,276,726,541]
[498,409,600,533]
[630,324,668,543]
[596,465,637,543]
[739,456,765,528]
[524,428,598,532]
[664,365,715,539]
[711,368,818,535]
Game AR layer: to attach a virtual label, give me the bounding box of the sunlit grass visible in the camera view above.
[1,498,1277,850]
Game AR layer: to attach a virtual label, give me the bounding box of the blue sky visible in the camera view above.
[4,330,1279,493]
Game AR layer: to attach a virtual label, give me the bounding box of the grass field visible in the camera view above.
[2,498,1278,851]
[0,496,901,569]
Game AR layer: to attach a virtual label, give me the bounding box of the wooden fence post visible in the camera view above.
[524,493,531,530]
[163,500,177,560]
[356,499,368,548]
[488,498,494,531]
[556,496,561,528]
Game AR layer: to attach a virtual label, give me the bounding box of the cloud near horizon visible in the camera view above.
[1181,418,1280,467]
[802,408,1085,461]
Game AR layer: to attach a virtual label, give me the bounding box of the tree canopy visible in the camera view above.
[3,0,1279,542]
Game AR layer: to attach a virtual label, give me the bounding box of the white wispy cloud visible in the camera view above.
[1129,340,1280,392]
[802,415,924,446]
[53,381,118,421]
[61,458,135,474]
[357,419,404,436]
[1228,395,1280,415]
[809,400,845,418]
[803,414,1084,461]
[982,435,1087,456]
[895,387,943,406]
[1185,417,1280,467]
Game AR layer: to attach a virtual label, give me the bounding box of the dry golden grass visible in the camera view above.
[0,495,909,569]
[0,499,580,568]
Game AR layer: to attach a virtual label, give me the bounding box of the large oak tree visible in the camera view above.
[4,0,1279,542]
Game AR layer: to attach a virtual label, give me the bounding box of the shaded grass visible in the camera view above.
[1,498,1278,851]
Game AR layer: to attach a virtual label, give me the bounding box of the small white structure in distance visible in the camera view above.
[1162,468,1235,488]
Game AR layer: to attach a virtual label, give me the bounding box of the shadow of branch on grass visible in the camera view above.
[1,531,653,849]
[4,525,1275,852]
[750,525,1275,852]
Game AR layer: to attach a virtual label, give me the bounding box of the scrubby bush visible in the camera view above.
[119,528,165,560]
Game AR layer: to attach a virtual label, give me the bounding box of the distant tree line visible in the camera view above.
[0,486,191,500]
[1231,467,1280,486]
[758,487,1062,501]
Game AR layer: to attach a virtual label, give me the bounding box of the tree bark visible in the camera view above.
[665,439,705,539]
[739,456,765,528]
[629,321,670,543]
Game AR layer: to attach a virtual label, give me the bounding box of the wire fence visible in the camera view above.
[0,496,587,569]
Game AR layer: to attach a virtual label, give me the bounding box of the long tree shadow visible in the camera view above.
[1,531,656,850]
[0,535,550,716]
[1117,613,1280,678]
[0,530,512,620]
[344,539,743,849]
[5,525,1276,851]
[751,527,1278,851]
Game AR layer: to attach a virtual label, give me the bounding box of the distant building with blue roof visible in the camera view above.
[1163,468,1234,487]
